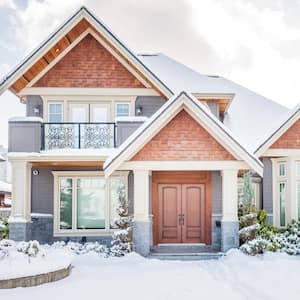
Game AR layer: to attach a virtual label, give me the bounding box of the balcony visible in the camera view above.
[42,123,116,150]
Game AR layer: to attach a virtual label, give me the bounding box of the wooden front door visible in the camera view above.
[158,183,206,244]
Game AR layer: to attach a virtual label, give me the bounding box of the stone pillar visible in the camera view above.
[221,169,239,252]
[132,170,151,256]
[8,160,32,241]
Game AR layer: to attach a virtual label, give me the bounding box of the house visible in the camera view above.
[0,7,298,256]
[0,151,12,218]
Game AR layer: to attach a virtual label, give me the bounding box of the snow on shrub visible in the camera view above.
[0,218,9,240]
[17,240,40,257]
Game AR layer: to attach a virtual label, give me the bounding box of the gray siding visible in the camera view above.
[207,102,220,119]
[135,96,165,117]
[9,119,42,152]
[212,171,222,214]
[116,121,144,146]
[262,157,273,215]
[26,95,43,118]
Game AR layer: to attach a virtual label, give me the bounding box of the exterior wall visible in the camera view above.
[26,95,43,118]
[132,110,235,161]
[135,96,165,117]
[8,119,42,152]
[34,34,145,88]
[262,157,273,224]
[116,121,145,146]
[271,119,300,149]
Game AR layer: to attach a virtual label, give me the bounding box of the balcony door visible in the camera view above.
[69,103,110,123]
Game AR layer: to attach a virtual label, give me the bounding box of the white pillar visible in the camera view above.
[133,170,150,221]
[222,169,238,222]
[221,169,239,252]
[133,170,151,256]
[9,160,31,223]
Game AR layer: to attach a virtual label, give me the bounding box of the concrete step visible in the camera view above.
[148,252,224,261]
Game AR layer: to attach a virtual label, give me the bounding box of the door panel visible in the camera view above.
[158,184,181,243]
[69,104,89,122]
[182,184,205,243]
[90,104,110,122]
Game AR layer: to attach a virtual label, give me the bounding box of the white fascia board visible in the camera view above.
[263,149,300,157]
[104,91,263,177]
[255,105,300,157]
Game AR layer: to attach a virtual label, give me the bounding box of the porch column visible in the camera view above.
[8,160,32,241]
[133,170,151,256]
[221,169,239,252]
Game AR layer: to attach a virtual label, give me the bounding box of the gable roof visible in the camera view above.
[0,6,172,97]
[104,91,263,177]
[138,53,289,153]
[255,104,300,156]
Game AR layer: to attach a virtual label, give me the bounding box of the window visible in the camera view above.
[115,103,130,117]
[54,172,128,235]
[279,162,286,177]
[279,182,286,226]
[297,182,300,222]
[49,103,63,122]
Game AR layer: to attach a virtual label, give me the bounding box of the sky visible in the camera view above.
[0,0,300,147]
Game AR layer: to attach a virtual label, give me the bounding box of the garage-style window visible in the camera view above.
[53,171,128,235]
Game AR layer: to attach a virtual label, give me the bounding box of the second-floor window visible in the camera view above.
[49,102,63,122]
[115,103,130,117]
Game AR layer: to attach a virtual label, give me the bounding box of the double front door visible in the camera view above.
[158,184,205,244]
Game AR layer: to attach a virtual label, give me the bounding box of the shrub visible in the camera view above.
[0,218,9,240]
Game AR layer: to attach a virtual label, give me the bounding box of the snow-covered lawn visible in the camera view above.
[1,249,300,300]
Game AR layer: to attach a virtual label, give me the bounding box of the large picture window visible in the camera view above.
[54,172,128,235]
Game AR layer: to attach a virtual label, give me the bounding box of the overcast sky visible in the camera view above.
[0,0,300,147]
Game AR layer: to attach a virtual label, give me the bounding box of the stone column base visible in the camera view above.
[9,222,31,241]
[221,221,239,252]
[133,219,152,256]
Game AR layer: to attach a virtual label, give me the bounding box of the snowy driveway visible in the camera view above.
[1,250,300,300]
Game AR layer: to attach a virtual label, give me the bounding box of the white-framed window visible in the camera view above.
[296,161,300,177]
[279,182,286,227]
[279,162,286,177]
[115,103,130,117]
[53,171,128,235]
[48,102,63,122]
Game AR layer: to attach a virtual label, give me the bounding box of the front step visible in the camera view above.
[148,252,224,261]
[148,245,224,261]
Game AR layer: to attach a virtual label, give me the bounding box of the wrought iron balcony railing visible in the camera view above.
[42,123,116,150]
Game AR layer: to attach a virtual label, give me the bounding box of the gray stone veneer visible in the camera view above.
[221,221,239,252]
[133,219,152,256]
[212,215,222,250]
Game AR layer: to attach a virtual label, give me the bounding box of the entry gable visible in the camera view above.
[132,109,235,161]
[104,91,263,176]
[255,105,300,156]
[34,33,145,88]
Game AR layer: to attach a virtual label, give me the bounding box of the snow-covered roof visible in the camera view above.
[0,181,12,193]
[138,54,289,153]
[0,154,4,162]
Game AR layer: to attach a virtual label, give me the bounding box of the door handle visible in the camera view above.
[178,214,185,225]
[182,214,185,225]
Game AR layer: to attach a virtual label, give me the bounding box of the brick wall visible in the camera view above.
[34,34,145,88]
[131,110,235,161]
[271,118,300,149]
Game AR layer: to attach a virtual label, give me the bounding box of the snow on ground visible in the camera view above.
[0,241,73,280]
[0,248,300,300]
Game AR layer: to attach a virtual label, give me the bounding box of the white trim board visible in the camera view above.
[104,91,263,177]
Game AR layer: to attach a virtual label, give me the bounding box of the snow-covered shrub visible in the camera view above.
[241,220,300,256]
[110,183,132,257]
[0,218,9,240]
[239,223,260,243]
[52,241,109,256]
[17,240,40,257]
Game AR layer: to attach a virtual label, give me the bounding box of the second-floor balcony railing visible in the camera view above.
[42,123,116,150]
